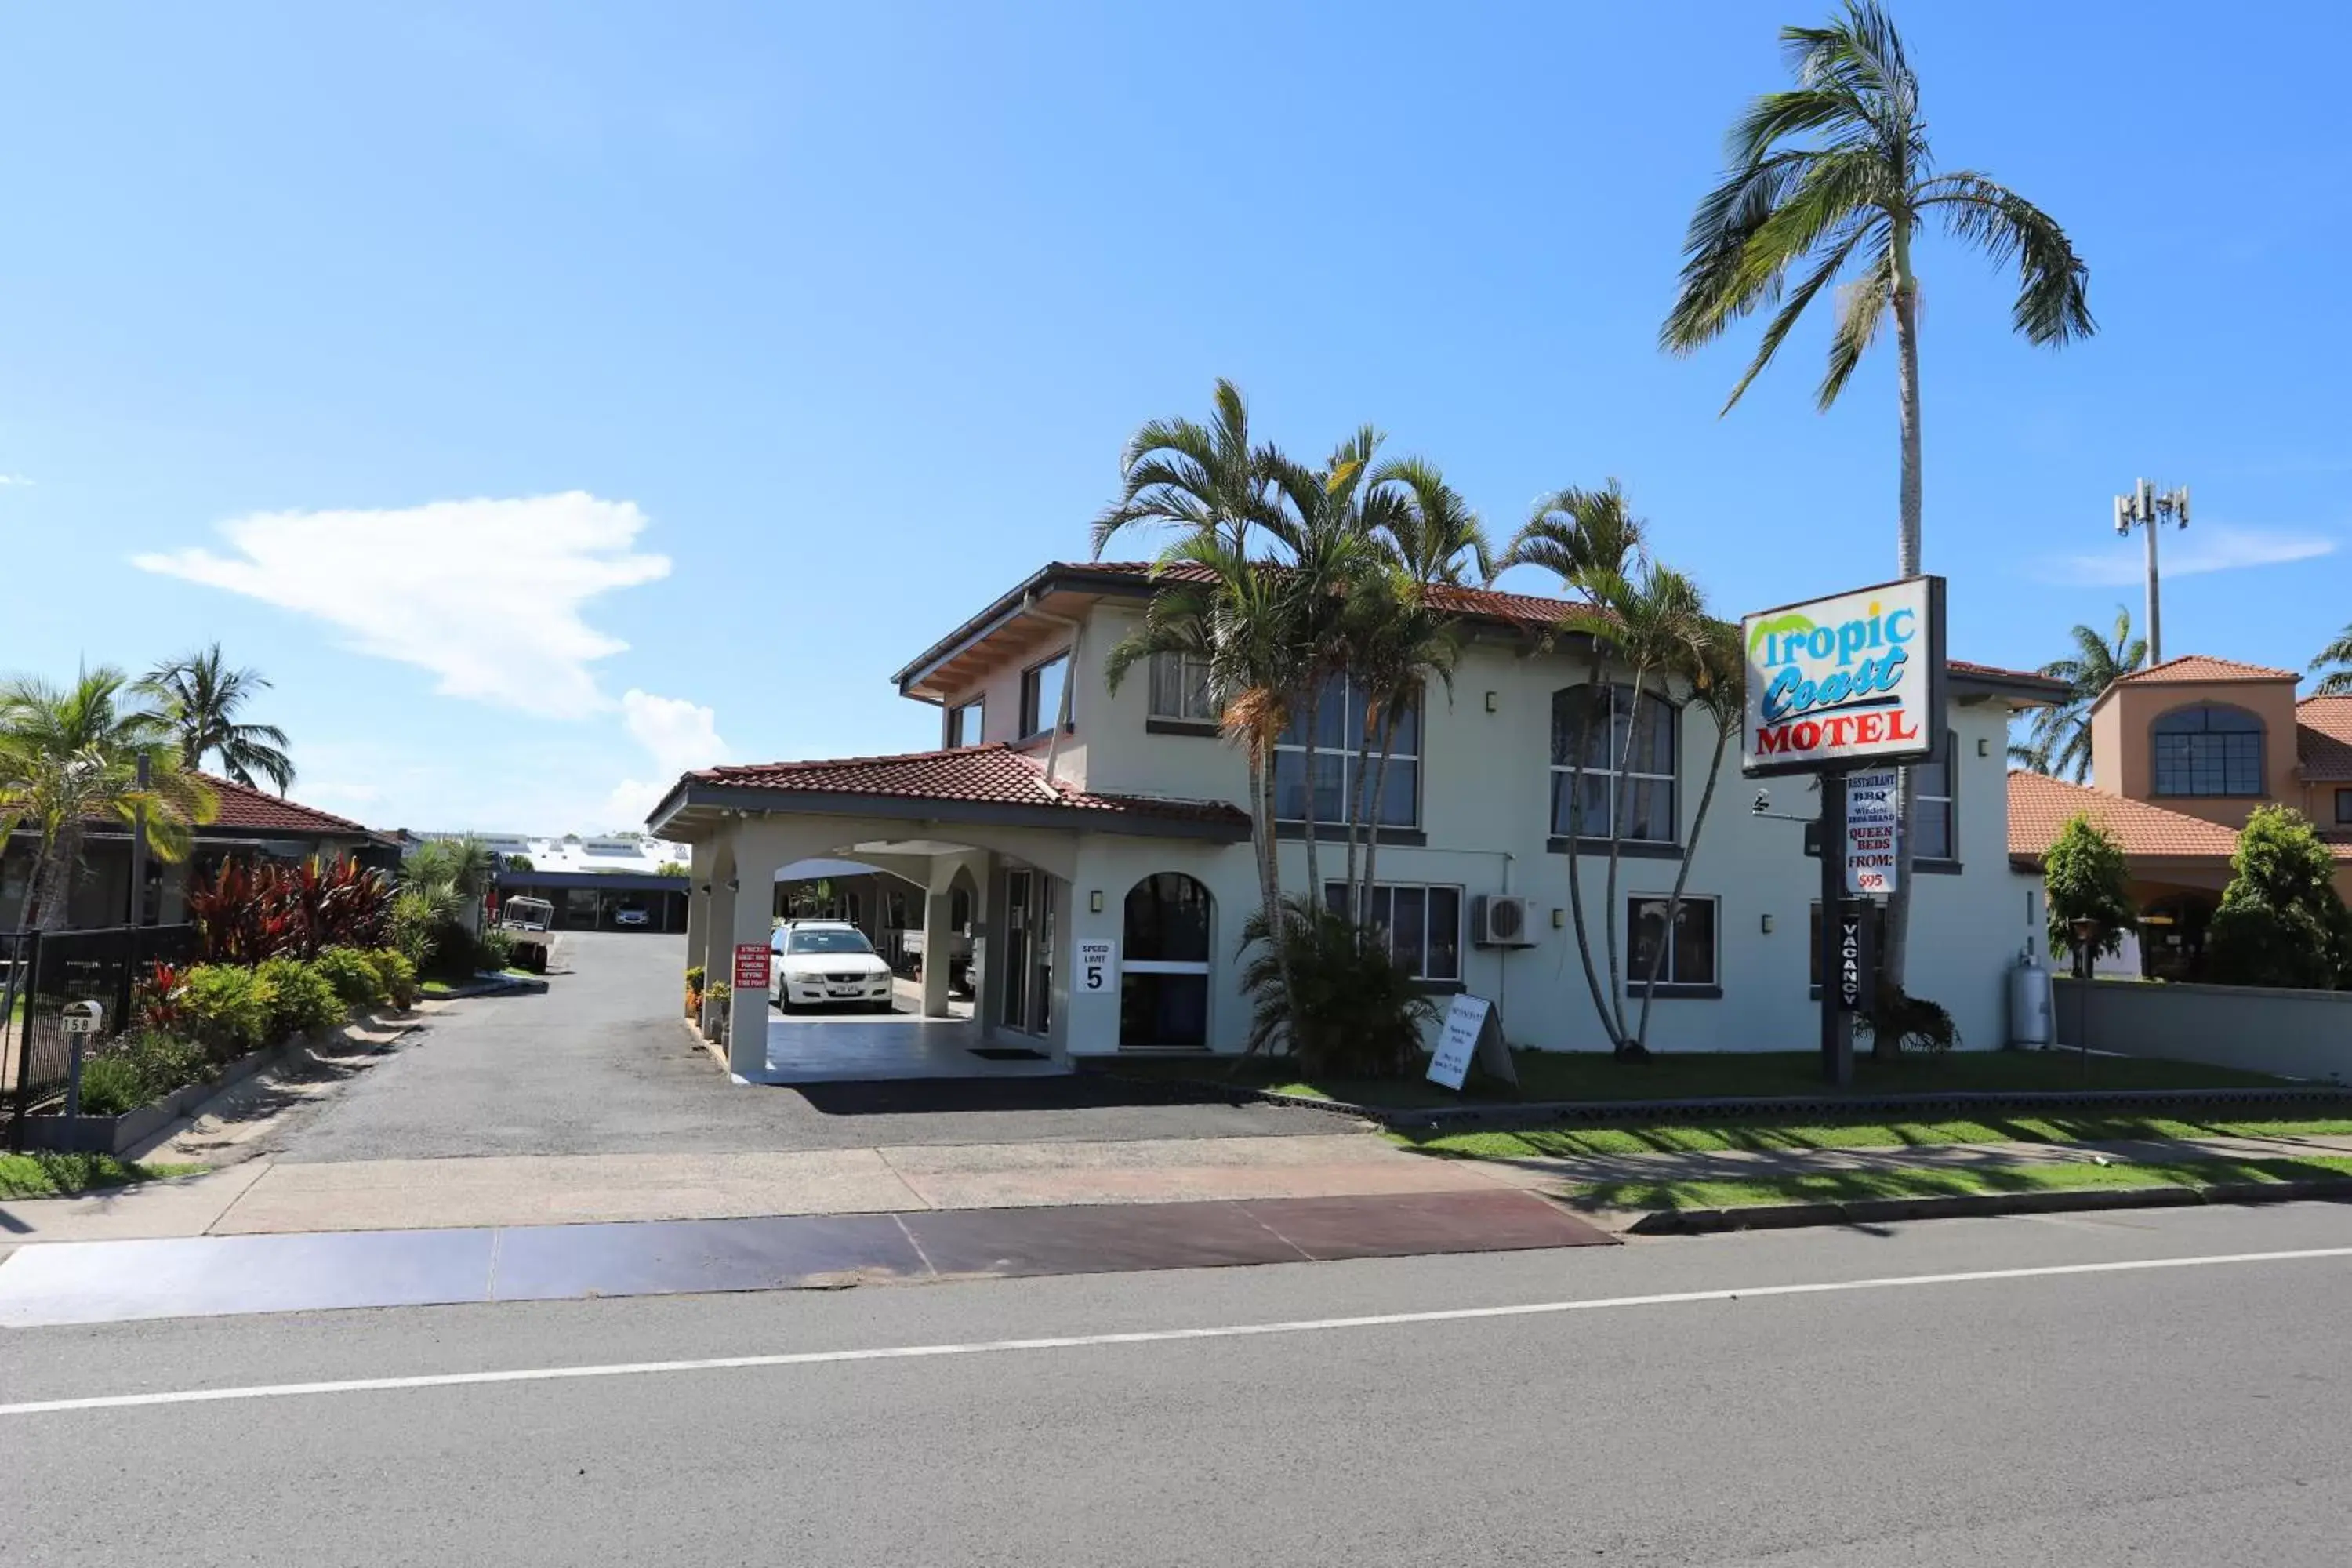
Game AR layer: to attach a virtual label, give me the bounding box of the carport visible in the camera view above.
[647,746,1250,1084]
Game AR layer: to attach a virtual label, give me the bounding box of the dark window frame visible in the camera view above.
[1018,649,1073,741]
[1146,649,1219,724]
[1274,677,1421,829]
[946,698,984,749]
[1549,684,1680,844]
[1912,728,1958,862]
[2150,703,2266,799]
[1322,878,1462,982]
[2336,787,2351,826]
[1624,893,1719,994]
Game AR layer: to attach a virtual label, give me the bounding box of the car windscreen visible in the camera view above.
[786,929,875,956]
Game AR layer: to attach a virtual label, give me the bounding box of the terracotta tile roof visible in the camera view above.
[2111,654,2301,685]
[1073,562,2064,691]
[691,744,1251,827]
[195,773,373,837]
[2006,771,2243,862]
[2299,695,2352,782]
[2008,771,2352,865]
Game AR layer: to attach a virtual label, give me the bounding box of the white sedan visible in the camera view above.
[768,921,896,1013]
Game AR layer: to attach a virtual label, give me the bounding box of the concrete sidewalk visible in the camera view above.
[1454,1131,2352,1192]
[0,1133,1515,1246]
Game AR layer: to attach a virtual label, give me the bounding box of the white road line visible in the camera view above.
[5,1244,2348,1418]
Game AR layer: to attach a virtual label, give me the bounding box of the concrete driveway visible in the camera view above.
[268,931,1334,1162]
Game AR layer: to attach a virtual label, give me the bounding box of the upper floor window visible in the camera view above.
[946,699,983,748]
[1274,680,1418,827]
[1149,650,1218,724]
[1551,684,1676,842]
[1914,730,1957,861]
[2151,704,2264,797]
[1018,652,1070,740]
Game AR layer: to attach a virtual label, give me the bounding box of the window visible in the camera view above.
[1551,685,1677,842]
[946,699,983,748]
[1912,730,1957,861]
[1018,654,1069,739]
[1322,880,1462,982]
[1276,680,1419,827]
[2336,788,2351,826]
[1625,895,1717,989]
[1148,650,1218,723]
[782,927,876,956]
[1121,873,1212,1047]
[2151,704,2264,797]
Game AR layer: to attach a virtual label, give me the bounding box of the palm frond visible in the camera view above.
[1917,172,2095,345]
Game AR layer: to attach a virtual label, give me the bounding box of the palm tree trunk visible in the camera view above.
[1298,678,1323,902]
[1635,718,1729,1054]
[32,825,84,931]
[1342,693,1375,928]
[1602,670,1652,1054]
[1883,226,1924,996]
[1561,681,1621,1051]
[1241,737,1293,1061]
[1361,709,1399,917]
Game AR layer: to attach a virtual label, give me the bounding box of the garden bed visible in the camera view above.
[14,1019,380,1156]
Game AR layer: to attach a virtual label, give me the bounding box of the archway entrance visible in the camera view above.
[1120,873,1212,1048]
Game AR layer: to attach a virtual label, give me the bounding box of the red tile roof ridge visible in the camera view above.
[2111,653,2301,684]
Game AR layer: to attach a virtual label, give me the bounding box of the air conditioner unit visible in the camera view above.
[1472,894,1537,948]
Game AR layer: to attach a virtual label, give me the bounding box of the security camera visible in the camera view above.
[1751,789,1770,815]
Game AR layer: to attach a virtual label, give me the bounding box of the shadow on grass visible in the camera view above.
[1580,1153,2352,1212]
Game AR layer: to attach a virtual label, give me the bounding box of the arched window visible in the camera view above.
[1120,873,1211,1047]
[1550,685,1677,842]
[2151,704,2264,797]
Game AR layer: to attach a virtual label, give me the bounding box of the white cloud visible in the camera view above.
[2032,525,2337,587]
[132,492,670,718]
[601,688,728,826]
[0,474,31,486]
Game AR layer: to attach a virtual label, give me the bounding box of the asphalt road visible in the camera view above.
[5,1201,2348,1565]
[270,931,1325,1160]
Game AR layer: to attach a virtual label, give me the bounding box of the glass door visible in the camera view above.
[1001,869,1033,1030]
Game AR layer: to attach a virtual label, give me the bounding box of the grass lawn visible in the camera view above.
[0,1152,207,1200]
[1399,1112,2352,1163]
[1111,1048,2298,1110]
[1573,1153,2352,1213]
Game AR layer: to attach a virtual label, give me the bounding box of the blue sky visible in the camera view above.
[2,1,2345,833]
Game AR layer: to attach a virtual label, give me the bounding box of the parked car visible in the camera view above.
[614,906,649,927]
[902,926,975,997]
[768,920,895,1013]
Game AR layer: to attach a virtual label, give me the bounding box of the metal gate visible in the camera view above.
[2,924,196,1148]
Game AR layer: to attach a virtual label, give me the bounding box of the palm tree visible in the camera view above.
[2014,606,2145,781]
[1092,378,1279,558]
[1562,564,1715,1058]
[2310,622,2352,696]
[139,644,296,793]
[1630,619,1744,1057]
[1662,0,2094,993]
[0,670,216,929]
[1503,481,1647,1050]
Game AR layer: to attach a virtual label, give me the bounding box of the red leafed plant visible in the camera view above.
[138,960,187,1032]
[187,856,393,964]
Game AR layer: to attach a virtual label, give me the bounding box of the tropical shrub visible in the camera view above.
[187,856,394,963]
[367,949,420,1009]
[256,956,344,1040]
[312,946,388,1008]
[175,964,272,1059]
[1853,985,1960,1054]
[1240,895,1436,1078]
[2205,807,2351,990]
[121,1029,210,1100]
[477,927,516,972]
[2043,815,2137,967]
[74,1056,150,1117]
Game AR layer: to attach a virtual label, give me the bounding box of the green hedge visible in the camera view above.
[256,957,344,1040]
[312,946,389,1008]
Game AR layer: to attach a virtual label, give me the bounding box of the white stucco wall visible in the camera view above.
[1048,608,2042,1056]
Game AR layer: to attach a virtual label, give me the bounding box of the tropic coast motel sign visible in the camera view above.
[1740,575,1947,779]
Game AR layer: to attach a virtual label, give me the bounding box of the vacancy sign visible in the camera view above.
[1845,769,1900,895]
[1741,575,1945,779]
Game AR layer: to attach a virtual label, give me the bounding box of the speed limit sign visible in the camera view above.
[1075,939,1115,993]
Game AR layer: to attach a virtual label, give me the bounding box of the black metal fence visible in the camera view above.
[2,924,196,1146]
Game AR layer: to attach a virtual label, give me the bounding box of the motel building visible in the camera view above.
[648,561,2067,1083]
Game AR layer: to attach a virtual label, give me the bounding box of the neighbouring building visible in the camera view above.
[2008,655,2352,979]
[1,774,390,930]
[436,831,693,935]
[651,561,2067,1080]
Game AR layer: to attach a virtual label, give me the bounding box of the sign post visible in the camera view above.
[1743,575,1944,1088]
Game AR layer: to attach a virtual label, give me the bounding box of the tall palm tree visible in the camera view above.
[0,670,216,929]
[1661,0,2094,992]
[1092,378,1278,559]
[1563,564,1714,1057]
[139,644,296,793]
[1631,619,1744,1057]
[1504,481,1647,1050]
[2310,622,2352,696]
[2014,606,2145,781]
